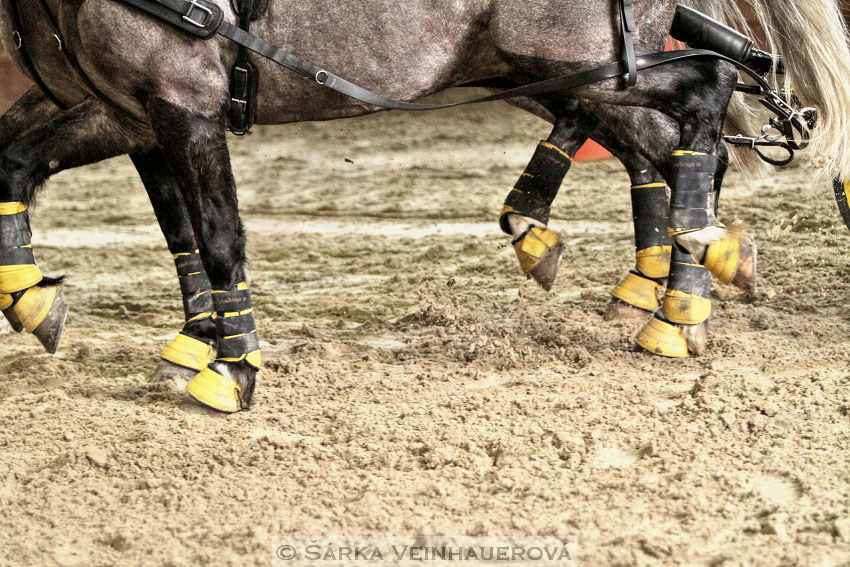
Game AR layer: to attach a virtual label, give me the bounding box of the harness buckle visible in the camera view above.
[183,0,214,29]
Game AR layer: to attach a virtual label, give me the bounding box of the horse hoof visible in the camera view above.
[528,240,565,291]
[186,362,256,414]
[703,230,758,295]
[151,359,199,390]
[680,320,709,355]
[2,307,23,333]
[13,285,69,354]
[513,227,564,291]
[605,299,651,321]
[731,236,757,295]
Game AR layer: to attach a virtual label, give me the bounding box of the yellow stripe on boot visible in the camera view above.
[0,264,43,294]
[160,333,216,372]
[513,226,561,273]
[662,289,711,325]
[14,285,60,332]
[636,317,689,358]
[635,246,672,280]
[611,272,662,312]
[186,367,245,413]
[702,235,741,284]
[0,202,27,216]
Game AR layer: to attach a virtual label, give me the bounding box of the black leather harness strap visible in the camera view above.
[34,0,141,121]
[619,0,638,86]
[7,0,68,110]
[228,0,260,133]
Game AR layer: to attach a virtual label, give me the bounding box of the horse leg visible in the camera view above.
[499,98,593,290]
[0,98,146,353]
[577,61,741,356]
[0,88,61,333]
[146,98,259,413]
[601,137,672,321]
[130,148,217,386]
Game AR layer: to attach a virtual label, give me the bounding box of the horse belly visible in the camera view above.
[248,0,503,124]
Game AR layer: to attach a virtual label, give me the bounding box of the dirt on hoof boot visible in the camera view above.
[704,230,758,295]
[186,362,257,414]
[605,299,652,321]
[151,359,199,391]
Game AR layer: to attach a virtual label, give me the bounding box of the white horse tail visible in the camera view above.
[687,0,850,182]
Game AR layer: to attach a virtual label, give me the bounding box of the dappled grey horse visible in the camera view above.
[1,0,849,412]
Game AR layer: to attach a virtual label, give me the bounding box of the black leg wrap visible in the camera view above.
[662,245,712,326]
[0,204,42,294]
[213,282,261,369]
[174,250,215,336]
[630,181,673,280]
[631,182,671,251]
[500,141,573,234]
[669,151,718,234]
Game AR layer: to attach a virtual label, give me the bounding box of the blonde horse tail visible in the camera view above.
[686,0,850,182]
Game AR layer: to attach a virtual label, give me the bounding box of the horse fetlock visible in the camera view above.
[512,226,564,292]
[672,225,725,263]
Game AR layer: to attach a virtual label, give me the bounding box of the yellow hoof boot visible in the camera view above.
[160,333,215,372]
[636,316,689,358]
[635,246,672,280]
[13,285,69,354]
[703,232,757,294]
[186,367,246,413]
[611,272,663,313]
[513,226,565,291]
